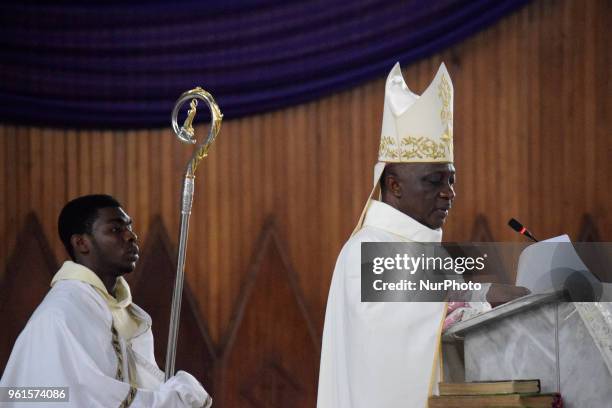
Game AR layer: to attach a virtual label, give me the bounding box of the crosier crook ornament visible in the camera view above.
[166,87,222,380]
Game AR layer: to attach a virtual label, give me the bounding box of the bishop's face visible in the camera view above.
[385,163,456,229]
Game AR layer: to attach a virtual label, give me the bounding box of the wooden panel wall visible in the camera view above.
[1,0,610,398]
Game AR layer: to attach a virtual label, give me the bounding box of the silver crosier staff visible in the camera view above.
[165,87,222,380]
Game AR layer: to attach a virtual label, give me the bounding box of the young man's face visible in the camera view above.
[86,207,140,275]
[389,163,456,229]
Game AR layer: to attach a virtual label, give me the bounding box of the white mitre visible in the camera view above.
[353,61,454,233]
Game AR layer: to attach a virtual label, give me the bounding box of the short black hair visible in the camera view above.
[58,194,121,259]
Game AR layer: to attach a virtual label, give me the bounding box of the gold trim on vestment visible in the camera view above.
[118,386,137,408]
[427,302,449,404]
[112,324,138,407]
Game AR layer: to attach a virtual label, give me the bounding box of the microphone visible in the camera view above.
[508,218,538,242]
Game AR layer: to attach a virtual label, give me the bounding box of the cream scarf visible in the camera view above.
[51,261,140,340]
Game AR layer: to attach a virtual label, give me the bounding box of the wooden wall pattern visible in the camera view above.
[0,214,56,370]
[1,0,610,404]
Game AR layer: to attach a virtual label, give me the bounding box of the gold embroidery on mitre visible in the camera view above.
[401,135,451,160]
[379,136,399,159]
[438,74,452,126]
[378,133,452,161]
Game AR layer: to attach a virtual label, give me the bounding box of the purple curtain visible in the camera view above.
[0,0,529,128]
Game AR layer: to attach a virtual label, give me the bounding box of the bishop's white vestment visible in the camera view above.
[0,261,210,407]
[317,199,447,408]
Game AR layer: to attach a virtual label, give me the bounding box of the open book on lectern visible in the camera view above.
[515,234,611,301]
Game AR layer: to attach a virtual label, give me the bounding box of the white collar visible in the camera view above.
[362,199,443,242]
